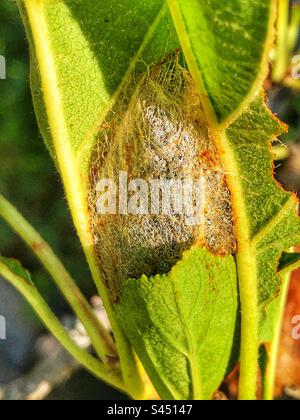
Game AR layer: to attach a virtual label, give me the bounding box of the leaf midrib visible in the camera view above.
[169,270,206,400]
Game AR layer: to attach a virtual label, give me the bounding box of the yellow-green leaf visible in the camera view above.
[116,247,238,400]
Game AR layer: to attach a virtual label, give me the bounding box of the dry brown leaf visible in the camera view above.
[276,267,300,396]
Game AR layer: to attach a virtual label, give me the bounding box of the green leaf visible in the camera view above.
[0,256,33,286]
[18,0,179,287]
[18,0,179,397]
[226,97,300,306]
[167,0,300,400]
[20,0,179,164]
[167,0,275,122]
[116,247,238,400]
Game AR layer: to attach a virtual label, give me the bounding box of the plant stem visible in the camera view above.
[272,145,290,161]
[0,259,126,393]
[263,272,291,400]
[287,5,300,53]
[0,194,116,363]
[216,133,259,401]
[283,76,300,90]
[236,248,259,400]
[273,0,290,83]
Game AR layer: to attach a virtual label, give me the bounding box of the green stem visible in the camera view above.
[236,249,259,400]
[0,194,116,363]
[283,76,300,90]
[0,259,126,393]
[216,133,259,401]
[272,145,290,161]
[263,272,291,400]
[287,6,300,53]
[273,0,290,83]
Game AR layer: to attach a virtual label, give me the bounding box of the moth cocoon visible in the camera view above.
[89,54,236,300]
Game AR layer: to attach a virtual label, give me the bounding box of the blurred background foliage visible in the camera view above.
[0,0,299,400]
[0,1,96,303]
[0,0,100,397]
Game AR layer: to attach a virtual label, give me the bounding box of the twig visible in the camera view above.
[0,317,88,401]
[0,258,126,392]
[0,340,79,400]
[284,385,300,400]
